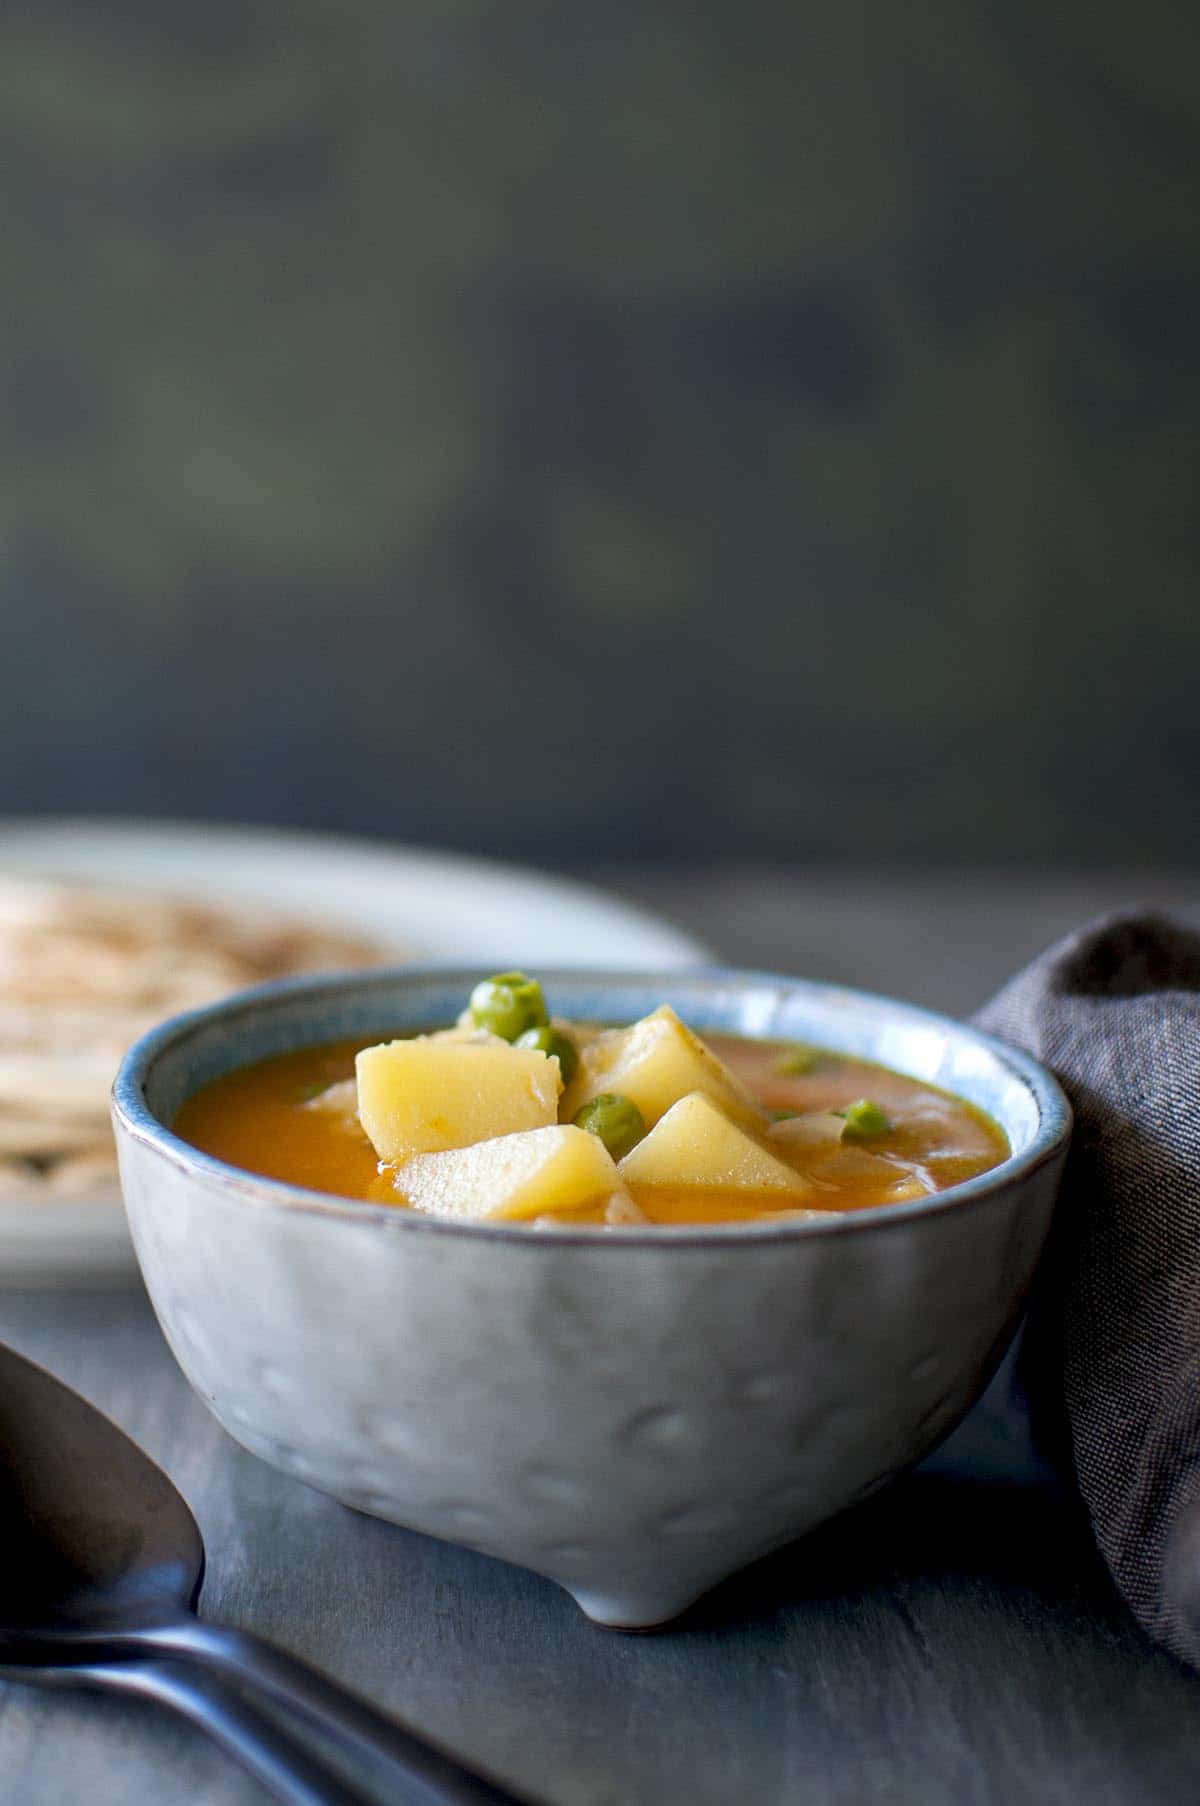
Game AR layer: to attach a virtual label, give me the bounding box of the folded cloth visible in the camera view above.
[968,911,1200,1667]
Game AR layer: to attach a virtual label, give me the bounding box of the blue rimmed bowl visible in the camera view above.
[112,967,1071,1628]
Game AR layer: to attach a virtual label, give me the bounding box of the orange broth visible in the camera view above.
[175,1032,1008,1227]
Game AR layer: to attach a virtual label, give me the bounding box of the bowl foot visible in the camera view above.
[565,1582,706,1630]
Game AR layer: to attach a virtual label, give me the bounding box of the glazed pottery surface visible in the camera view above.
[113,969,1070,1627]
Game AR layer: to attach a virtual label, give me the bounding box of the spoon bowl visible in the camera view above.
[0,1341,528,1804]
[1,1343,202,1638]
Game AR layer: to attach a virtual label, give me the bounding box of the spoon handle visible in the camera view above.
[66,1655,379,1806]
[137,1619,533,1806]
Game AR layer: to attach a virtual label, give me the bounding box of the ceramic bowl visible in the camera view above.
[112,968,1070,1628]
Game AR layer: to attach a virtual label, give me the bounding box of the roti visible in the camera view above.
[0,874,391,1201]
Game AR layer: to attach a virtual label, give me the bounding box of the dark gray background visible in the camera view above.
[2,0,1198,863]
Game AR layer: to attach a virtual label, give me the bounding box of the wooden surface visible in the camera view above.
[3,869,1200,1805]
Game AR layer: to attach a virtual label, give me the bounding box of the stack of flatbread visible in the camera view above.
[0,876,389,1202]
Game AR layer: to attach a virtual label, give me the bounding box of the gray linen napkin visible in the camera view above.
[966,910,1200,1667]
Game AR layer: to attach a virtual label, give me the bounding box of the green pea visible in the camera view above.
[573,1093,646,1163]
[514,1024,579,1087]
[468,971,548,1041]
[836,1098,891,1140]
[774,1043,820,1076]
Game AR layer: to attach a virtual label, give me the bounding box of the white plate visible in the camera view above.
[0,819,709,1285]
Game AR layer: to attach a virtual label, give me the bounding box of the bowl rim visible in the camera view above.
[111,964,1073,1248]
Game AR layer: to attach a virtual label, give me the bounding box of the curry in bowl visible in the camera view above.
[176,971,1007,1228]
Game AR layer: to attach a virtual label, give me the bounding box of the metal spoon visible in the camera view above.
[0,1341,532,1806]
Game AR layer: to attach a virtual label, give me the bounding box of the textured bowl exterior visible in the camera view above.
[113,969,1070,1627]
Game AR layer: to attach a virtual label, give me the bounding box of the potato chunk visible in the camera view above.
[770,1114,929,1200]
[302,1078,359,1117]
[356,1039,560,1162]
[426,1024,507,1046]
[559,1005,764,1132]
[396,1124,629,1222]
[766,1111,848,1153]
[619,1092,812,1195]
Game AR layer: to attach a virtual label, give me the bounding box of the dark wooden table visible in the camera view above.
[4,869,1199,1805]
